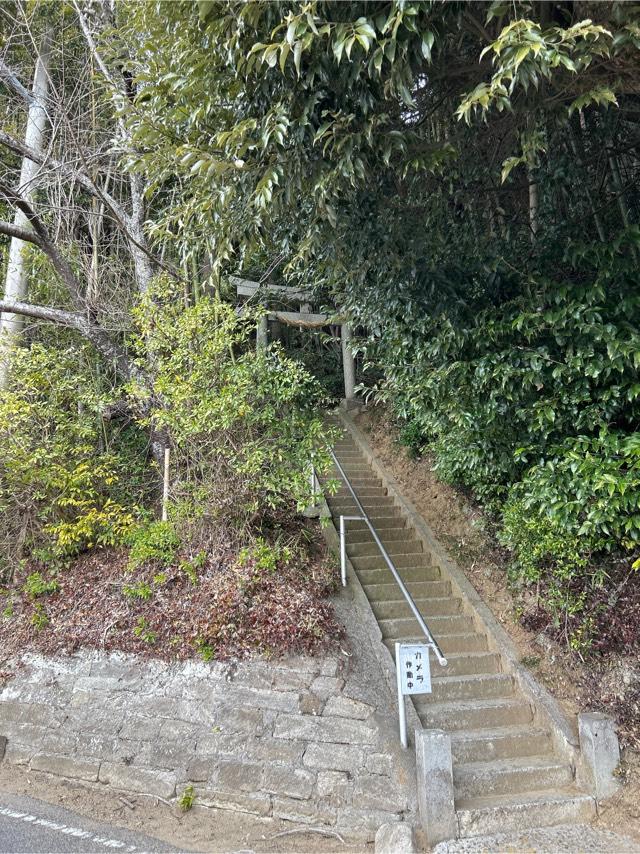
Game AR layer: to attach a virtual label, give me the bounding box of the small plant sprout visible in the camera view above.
[31,603,49,631]
[133,616,156,644]
[122,581,153,601]
[178,785,195,812]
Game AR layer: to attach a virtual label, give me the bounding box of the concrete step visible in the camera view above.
[378,615,471,639]
[345,517,407,532]
[328,501,403,518]
[347,540,423,558]
[451,726,552,763]
[347,528,412,544]
[453,757,574,800]
[378,616,469,638]
[363,578,447,598]
[430,674,515,703]
[331,484,387,501]
[456,789,596,838]
[382,631,488,655]
[380,641,502,677]
[359,567,442,587]
[350,553,432,571]
[327,463,375,483]
[371,597,462,620]
[327,496,399,512]
[430,652,502,678]
[323,476,382,489]
[413,698,533,731]
[347,522,413,547]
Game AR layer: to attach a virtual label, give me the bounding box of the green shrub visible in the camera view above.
[499,430,640,649]
[0,345,145,567]
[238,537,291,574]
[23,572,59,599]
[127,521,180,572]
[129,278,337,548]
[505,430,640,556]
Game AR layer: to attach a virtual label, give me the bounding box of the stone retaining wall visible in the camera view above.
[0,599,415,841]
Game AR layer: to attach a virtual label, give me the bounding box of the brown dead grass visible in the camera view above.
[0,520,341,670]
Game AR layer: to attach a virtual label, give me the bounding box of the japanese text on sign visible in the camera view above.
[397,644,432,695]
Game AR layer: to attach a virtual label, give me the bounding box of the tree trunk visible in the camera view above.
[0,28,52,388]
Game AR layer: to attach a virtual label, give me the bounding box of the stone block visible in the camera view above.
[242,737,305,765]
[0,735,6,761]
[73,676,130,695]
[198,789,271,817]
[375,822,416,854]
[273,796,336,825]
[0,722,48,747]
[210,707,265,734]
[366,753,394,777]
[317,771,352,806]
[272,670,313,692]
[196,729,249,756]
[303,743,365,772]
[231,686,301,714]
[74,733,140,763]
[65,707,125,735]
[578,712,621,800]
[261,765,315,799]
[299,692,324,716]
[0,701,61,728]
[337,807,403,836]
[353,775,407,813]
[310,676,344,699]
[119,715,162,741]
[38,729,78,754]
[30,753,100,782]
[215,759,263,793]
[278,655,338,678]
[415,729,456,847]
[187,757,216,783]
[3,743,35,765]
[274,714,377,746]
[136,739,195,770]
[323,696,374,720]
[99,762,176,799]
[158,719,203,741]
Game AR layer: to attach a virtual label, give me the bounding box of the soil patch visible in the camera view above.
[354,405,640,842]
[0,765,368,853]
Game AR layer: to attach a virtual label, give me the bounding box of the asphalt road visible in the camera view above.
[0,793,180,853]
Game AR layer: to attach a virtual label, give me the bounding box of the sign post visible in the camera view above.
[395,642,432,748]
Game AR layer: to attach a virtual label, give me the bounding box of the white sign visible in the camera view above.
[397,644,432,695]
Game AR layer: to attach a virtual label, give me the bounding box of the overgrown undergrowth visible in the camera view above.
[0,520,340,664]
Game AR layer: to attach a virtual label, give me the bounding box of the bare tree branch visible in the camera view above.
[0,299,86,329]
[0,179,88,304]
[0,218,42,246]
[0,127,130,223]
[0,58,39,107]
[0,298,133,380]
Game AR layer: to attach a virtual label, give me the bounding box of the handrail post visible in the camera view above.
[339,515,347,587]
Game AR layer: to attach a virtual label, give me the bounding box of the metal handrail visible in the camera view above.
[329,449,448,667]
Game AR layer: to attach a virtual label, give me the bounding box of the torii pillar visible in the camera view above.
[341,322,361,410]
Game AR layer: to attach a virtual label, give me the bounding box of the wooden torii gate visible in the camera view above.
[231,275,357,406]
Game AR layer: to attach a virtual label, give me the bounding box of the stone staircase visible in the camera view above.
[320,419,596,839]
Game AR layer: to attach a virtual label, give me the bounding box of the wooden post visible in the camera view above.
[162,447,170,522]
[256,314,268,352]
[341,322,356,403]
